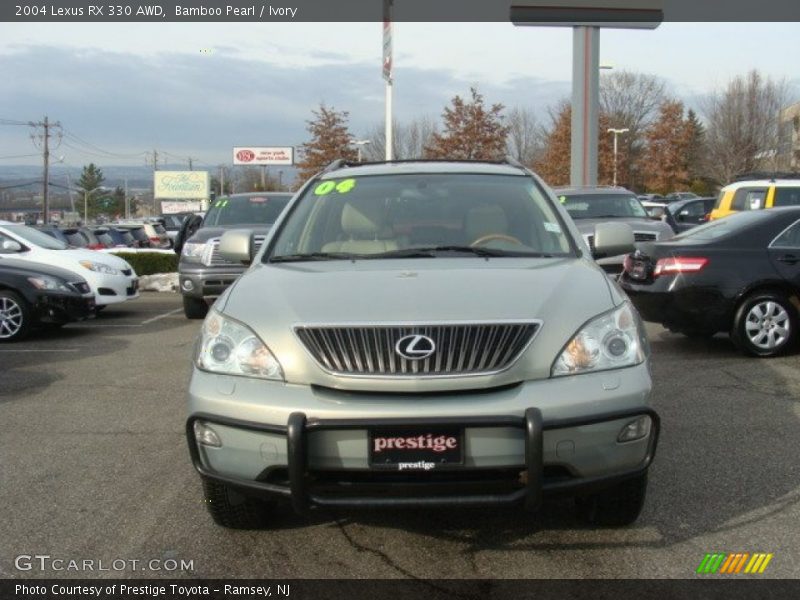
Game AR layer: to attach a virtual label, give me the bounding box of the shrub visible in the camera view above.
[111,252,178,276]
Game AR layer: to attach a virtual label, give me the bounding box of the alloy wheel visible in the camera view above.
[0,296,24,339]
[744,301,790,350]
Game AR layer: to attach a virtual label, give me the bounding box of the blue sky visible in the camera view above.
[0,22,798,169]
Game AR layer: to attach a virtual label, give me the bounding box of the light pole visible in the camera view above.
[350,139,371,163]
[607,128,629,187]
[83,186,106,225]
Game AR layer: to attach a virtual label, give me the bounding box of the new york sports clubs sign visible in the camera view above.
[233,147,294,166]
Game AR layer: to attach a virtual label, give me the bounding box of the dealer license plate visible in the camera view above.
[629,259,648,280]
[368,427,464,470]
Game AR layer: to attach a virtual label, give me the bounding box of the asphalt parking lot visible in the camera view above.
[1,292,799,579]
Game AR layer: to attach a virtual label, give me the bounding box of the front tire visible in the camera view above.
[731,291,797,357]
[183,296,208,320]
[201,477,274,529]
[575,473,648,527]
[0,291,32,342]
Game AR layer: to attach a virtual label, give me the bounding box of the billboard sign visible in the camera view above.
[154,171,210,199]
[233,146,294,166]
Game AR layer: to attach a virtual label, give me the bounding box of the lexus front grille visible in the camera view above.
[295,322,540,377]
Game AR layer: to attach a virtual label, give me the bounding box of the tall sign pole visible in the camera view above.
[510,2,662,186]
[571,26,600,187]
[383,0,393,161]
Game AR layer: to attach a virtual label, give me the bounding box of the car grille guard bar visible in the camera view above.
[186,407,660,513]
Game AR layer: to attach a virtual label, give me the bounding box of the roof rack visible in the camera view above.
[734,171,800,182]
[321,159,348,174]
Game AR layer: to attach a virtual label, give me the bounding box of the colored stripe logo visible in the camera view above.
[696,553,773,574]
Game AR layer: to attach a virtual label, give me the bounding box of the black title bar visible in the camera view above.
[1,0,799,22]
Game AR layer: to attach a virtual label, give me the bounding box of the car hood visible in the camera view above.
[217,257,620,391]
[0,257,89,283]
[188,225,272,244]
[18,246,132,269]
[573,218,674,238]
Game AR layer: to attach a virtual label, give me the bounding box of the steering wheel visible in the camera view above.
[470,233,524,247]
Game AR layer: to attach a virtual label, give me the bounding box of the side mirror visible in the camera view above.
[592,222,635,258]
[219,229,255,265]
[0,240,23,253]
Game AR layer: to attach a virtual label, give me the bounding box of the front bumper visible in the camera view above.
[34,292,96,323]
[187,365,658,511]
[91,273,139,306]
[179,265,245,300]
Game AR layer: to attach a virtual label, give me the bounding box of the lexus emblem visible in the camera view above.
[395,334,436,360]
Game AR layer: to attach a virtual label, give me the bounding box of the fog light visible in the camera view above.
[617,415,652,443]
[193,420,222,447]
[182,279,194,292]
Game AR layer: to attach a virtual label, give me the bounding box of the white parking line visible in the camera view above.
[141,308,183,325]
[70,324,142,328]
[0,348,81,353]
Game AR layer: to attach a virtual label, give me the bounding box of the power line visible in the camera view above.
[61,129,147,158]
[0,153,39,160]
[0,118,29,126]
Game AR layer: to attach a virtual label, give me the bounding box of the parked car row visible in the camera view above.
[36,221,171,250]
[0,220,139,341]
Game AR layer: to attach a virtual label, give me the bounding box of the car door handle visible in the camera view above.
[777,254,799,265]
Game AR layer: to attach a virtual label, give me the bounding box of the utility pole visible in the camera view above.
[219,165,226,196]
[188,157,196,171]
[124,178,130,218]
[29,116,62,224]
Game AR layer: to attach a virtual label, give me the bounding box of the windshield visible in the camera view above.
[559,192,648,219]
[673,209,773,241]
[266,173,573,261]
[6,224,68,250]
[204,194,292,226]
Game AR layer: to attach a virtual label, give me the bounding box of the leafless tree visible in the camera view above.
[702,70,790,183]
[600,71,667,135]
[506,107,544,167]
[600,71,668,189]
[362,117,438,161]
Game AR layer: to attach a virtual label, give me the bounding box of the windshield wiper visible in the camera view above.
[372,246,551,258]
[269,252,358,263]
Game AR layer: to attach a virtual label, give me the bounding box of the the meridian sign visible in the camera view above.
[233,146,294,166]
[154,171,210,199]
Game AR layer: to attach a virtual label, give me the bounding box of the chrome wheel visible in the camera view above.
[744,301,790,350]
[0,296,24,339]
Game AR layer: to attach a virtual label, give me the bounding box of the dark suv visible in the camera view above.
[178,192,292,318]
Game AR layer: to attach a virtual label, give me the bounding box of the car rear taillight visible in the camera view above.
[87,243,105,250]
[700,213,710,222]
[654,257,709,277]
[149,236,161,243]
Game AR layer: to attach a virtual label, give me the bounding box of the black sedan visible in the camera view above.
[620,207,800,357]
[0,256,95,341]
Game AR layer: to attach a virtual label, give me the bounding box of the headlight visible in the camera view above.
[195,309,284,381]
[79,260,120,275]
[27,276,70,292]
[552,301,648,377]
[181,242,206,262]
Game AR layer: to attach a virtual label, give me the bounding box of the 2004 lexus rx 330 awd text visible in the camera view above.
[186,159,659,529]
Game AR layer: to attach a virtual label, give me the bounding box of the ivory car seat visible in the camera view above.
[322,201,399,254]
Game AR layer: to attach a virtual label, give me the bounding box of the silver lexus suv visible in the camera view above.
[187,160,659,529]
